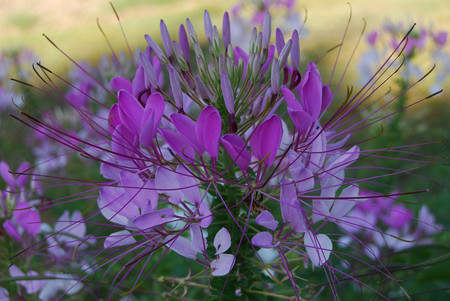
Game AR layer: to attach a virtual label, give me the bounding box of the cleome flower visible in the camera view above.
[9,7,444,301]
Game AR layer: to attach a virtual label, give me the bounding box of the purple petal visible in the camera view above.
[221,71,234,114]
[160,20,173,57]
[176,165,201,205]
[281,86,303,111]
[14,202,40,237]
[299,62,323,120]
[168,65,183,108]
[111,125,137,161]
[97,186,140,220]
[159,128,195,162]
[280,180,306,232]
[255,210,278,231]
[121,171,158,210]
[252,231,279,248]
[179,24,190,62]
[0,161,15,188]
[140,54,159,88]
[0,287,9,300]
[198,202,213,228]
[331,185,359,220]
[108,104,121,133]
[3,220,21,242]
[220,134,251,172]
[9,265,46,294]
[104,230,136,249]
[321,84,332,114]
[382,204,413,229]
[190,223,206,252]
[16,162,31,188]
[261,45,275,73]
[132,65,146,97]
[275,28,285,55]
[211,254,235,276]
[133,208,175,230]
[140,110,156,146]
[291,30,300,68]
[165,235,198,259]
[110,76,132,93]
[171,113,202,154]
[203,10,213,41]
[222,12,231,49]
[304,232,332,267]
[262,12,271,49]
[323,146,360,182]
[288,109,314,136]
[249,115,283,167]
[196,106,221,159]
[214,227,231,254]
[118,90,144,134]
[155,166,184,204]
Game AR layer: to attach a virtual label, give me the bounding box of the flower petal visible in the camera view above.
[255,210,278,231]
[211,254,235,276]
[250,115,283,167]
[220,134,251,172]
[304,232,332,267]
[133,208,174,230]
[214,227,231,254]
[196,106,221,159]
[104,230,136,249]
[252,231,279,248]
[165,235,198,260]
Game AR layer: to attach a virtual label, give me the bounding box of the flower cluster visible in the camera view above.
[231,0,306,49]
[0,49,36,111]
[7,8,444,301]
[339,192,441,260]
[358,20,450,93]
[0,161,90,300]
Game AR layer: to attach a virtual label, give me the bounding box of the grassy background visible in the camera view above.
[1,0,450,72]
